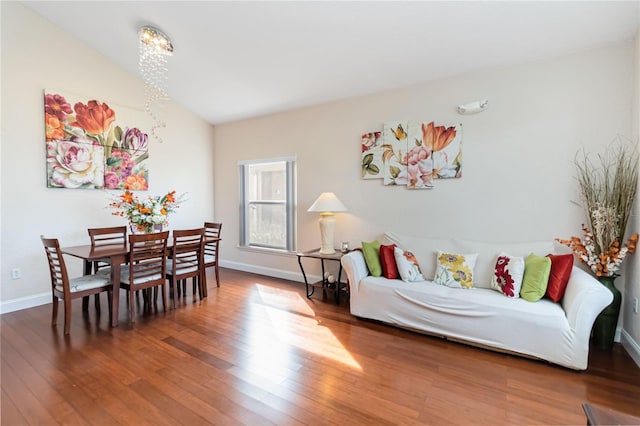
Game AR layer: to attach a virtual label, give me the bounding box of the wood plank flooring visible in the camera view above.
[2,268,639,425]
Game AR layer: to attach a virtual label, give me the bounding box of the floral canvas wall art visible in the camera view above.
[361,131,383,179]
[423,121,462,179]
[382,121,408,186]
[366,119,463,189]
[405,121,434,189]
[44,89,150,190]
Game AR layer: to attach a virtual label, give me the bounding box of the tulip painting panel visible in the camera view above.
[44,89,150,190]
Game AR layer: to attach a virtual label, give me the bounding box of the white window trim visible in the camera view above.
[238,156,296,252]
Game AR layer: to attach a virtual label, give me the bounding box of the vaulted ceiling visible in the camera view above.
[24,1,640,125]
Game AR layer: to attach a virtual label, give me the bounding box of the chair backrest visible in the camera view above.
[41,236,70,295]
[204,222,222,266]
[88,226,127,248]
[170,228,205,277]
[128,231,169,287]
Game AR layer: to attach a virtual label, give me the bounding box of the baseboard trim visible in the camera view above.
[0,262,321,315]
[0,292,51,315]
[621,329,640,368]
[219,259,312,284]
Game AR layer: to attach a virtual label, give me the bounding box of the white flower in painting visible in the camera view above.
[47,140,104,188]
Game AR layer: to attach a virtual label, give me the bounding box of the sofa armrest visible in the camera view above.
[341,250,369,293]
[562,267,613,338]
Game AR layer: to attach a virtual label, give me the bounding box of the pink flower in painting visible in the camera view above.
[46,139,104,188]
[104,172,120,189]
[44,93,73,121]
[361,132,381,153]
[403,145,433,188]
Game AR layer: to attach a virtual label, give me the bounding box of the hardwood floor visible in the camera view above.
[2,267,639,425]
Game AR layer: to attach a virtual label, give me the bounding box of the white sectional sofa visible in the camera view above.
[340,231,613,370]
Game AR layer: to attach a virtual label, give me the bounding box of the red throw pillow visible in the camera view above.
[545,253,573,302]
[380,244,400,279]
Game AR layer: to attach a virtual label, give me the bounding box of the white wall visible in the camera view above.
[213,41,636,325]
[622,32,640,366]
[0,3,215,311]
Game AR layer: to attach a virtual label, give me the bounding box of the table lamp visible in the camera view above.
[307,192,347,254]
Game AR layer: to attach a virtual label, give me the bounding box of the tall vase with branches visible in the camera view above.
[558,140,638,349]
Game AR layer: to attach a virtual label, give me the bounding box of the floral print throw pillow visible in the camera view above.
[490,252,525,298]
[393,246,425,282]
[433,251,478,289]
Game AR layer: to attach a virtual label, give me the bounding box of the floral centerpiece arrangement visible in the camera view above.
[557,143,638,277]
[109,190,185,233]
[557,141,638,350]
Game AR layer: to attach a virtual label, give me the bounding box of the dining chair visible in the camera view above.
[119,231,169,323]
[166,228,205,309]
[87,226,127,274]
[41,236,113,334]
[204,222,222,289]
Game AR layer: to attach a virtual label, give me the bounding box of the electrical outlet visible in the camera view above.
[633,297,639,314]
[11,268,21,280]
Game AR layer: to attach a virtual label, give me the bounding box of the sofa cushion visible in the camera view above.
[380,244,399,279]
[490,253,525,298]
[433,251,478,289]
[454,239,556,289]
[394,246,425,282]
[545,253,573,302]
[521,253,552,302]
[383,232,460,281]
[361,240,382,277]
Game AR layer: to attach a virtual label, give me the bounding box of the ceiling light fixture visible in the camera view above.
[138,25,174,143]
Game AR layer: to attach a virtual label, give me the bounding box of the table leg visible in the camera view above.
[110,254,124,327]
[298,255,314,298]
[82,260,92,311]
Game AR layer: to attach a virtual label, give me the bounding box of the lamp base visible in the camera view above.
[318,214,336,255]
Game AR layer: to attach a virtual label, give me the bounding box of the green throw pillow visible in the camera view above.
[361,240,382,277]
[520,253,551,302]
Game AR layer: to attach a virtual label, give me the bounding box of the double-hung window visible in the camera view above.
[239,157,296,252]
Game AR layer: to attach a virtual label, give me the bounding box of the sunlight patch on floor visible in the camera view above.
[254,284,362,371]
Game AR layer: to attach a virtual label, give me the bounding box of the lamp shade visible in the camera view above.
[307,192,347,213]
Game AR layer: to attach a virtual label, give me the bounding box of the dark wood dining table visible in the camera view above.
[61,236,220,327]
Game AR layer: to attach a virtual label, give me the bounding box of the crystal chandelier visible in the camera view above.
[138,25,173,143]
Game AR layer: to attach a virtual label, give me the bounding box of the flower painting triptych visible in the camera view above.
[361,121,462,189]
[44,89,150,190]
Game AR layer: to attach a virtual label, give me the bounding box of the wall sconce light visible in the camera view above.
[308,192,348,254]
[457,99,489,115]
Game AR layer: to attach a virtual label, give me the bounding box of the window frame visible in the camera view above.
[238,156,296,252]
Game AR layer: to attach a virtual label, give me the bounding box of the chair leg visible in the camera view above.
[52,296,59,326]
[161,284,167,311]
[107,290,113,320]
[192,277,197,296]
[172,280,178,309]
[63,297,72,334]
[82,296,89,312]
[215,264,220,287]
[129,288,135,323]
[94,293,101,313]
